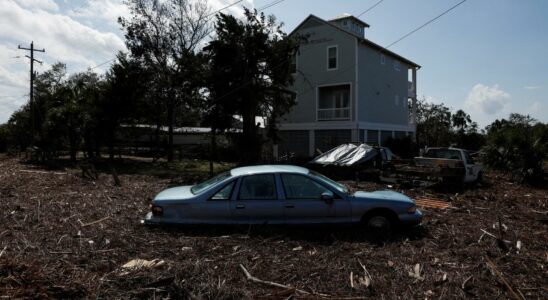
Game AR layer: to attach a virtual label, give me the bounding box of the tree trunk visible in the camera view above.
[69,135,77,163]
[209,129,216,176]
[108,141,114,161]
[84,131,94,159]
[154,123,160,162]
[241,103,259,165]
[167,101,174,162]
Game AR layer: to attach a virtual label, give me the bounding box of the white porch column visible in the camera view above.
[411,67,418,125]
[351,127,359,143]
[377,130,381,146]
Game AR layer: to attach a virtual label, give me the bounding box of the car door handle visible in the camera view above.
[285,204,295,208]
[235,204,245,209]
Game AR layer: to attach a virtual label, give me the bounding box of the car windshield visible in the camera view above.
[191,171,232,194]
[308,170,348,194]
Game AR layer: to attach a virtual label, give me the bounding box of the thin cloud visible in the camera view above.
[523,85,541,90]
[69,0,131,27]
[13,0,59,12]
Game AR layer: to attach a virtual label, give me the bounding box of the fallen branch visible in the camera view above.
[239,264,329,297]
[484,256,524,300]
[81,216,110,227]
[0,246,6,258]
[462,275,473,290]
[19,169,66,175]
[480,229,511,243]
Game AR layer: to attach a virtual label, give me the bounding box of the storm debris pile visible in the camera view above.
[0,157,546,299]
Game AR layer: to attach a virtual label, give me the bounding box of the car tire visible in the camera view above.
[367,215,391,232]
[362,211,397,236]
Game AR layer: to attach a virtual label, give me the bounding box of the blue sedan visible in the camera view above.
[145,165,422,231]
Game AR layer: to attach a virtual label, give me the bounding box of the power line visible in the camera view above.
[385,0,467,49]
[357,0,384,18]
[204,0,244,19]
[205,0,286,37]
[89,57,117,70]
[88,0,250,71]
[256,0,285,11]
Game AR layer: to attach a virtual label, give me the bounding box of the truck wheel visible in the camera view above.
[475,172,483,184]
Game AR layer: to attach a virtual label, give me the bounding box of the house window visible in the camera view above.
[290,54,297,74]
[380,54,385,65]
[327,46,337,70]
[393,60,401,71]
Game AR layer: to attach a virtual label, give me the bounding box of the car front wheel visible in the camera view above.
[366,215,392,233]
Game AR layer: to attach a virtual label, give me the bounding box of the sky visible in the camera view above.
[0,0,547,128]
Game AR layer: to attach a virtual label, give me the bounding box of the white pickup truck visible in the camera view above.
[385,147,482,185]
[415,147,482,183]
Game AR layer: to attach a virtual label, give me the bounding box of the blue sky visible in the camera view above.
[1,0,547,128]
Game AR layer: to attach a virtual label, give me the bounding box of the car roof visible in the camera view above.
[230,165,310,177]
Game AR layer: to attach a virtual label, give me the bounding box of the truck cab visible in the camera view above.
[421,148,482,183]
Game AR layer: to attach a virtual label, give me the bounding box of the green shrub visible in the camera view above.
[483,114,547,184]
[0,124,7,153]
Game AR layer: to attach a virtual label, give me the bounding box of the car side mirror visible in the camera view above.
[321,191,334,204]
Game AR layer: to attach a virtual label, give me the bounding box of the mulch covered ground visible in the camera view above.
[0,156,546,299]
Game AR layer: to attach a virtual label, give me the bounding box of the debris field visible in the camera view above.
[0,156,546,299]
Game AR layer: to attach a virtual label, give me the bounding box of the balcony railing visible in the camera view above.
[318,107,350,121]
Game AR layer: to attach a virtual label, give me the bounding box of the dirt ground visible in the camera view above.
[0,156,546,299]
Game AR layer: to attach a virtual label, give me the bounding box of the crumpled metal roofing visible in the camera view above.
[311,143,380,166]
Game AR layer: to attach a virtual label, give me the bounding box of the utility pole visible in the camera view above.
[18,41,45,143]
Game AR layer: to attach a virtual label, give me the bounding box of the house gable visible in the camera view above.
[283,15,358,124]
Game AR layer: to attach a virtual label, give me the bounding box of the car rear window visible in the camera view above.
[424,149,462,160]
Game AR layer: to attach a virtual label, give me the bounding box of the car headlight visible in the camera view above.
[407,206,417,214]
[151,205,163,216]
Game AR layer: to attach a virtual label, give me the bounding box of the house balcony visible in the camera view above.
[408,81,416,98]
[317,107,350,121]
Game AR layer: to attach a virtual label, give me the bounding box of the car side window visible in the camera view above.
[238,174,277,200]
[210,181,235,200]
[281,174,330,200]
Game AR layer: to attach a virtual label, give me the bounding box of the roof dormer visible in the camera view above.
[328,13,369,38]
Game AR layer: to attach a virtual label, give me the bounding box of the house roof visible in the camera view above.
[289,14,420,68]
[120,124,242,134]
[328,13,370,28]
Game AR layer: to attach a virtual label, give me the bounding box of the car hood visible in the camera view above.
[353,190,414,204]
[154,185,194,201]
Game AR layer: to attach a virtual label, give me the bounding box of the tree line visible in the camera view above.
[0,0,300,165]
